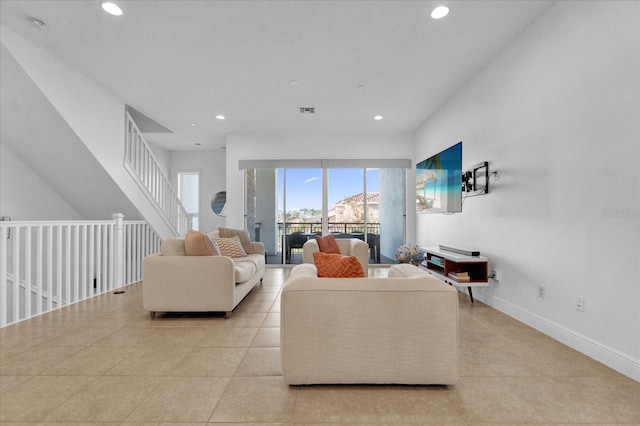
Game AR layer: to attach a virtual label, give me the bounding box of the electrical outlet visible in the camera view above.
[490,269,501,282]
[576,296,585,312]
[538,284,545,298]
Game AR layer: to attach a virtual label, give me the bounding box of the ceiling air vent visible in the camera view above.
[299,107,315,114]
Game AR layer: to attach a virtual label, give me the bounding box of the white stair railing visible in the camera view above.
[124,111,189,236]
[0,215,161,328]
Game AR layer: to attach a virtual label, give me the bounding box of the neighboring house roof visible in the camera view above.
[337,192,379,205]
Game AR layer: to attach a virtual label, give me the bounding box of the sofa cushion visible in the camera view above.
[234,261,257,283]
[215,236,247,258]
[312,252,365,278]
[219,227,253,254]
[235,253,265,272]
[388,263,430,278]
[184,231,220,256]
[160,237,186,256]
[315,234,341,254]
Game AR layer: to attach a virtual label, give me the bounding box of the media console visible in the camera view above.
[420,246,488,303]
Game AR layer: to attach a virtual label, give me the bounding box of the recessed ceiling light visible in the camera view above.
[374,115,383,121]
[101,2,123,16]
[215,115,225,120]
[194,142,202,146]
[189,123,197,126]
[288,80,299,86]
[431,5,449,19]
[357,84,366,89]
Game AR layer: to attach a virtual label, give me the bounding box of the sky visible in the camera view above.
[278,168,379,211]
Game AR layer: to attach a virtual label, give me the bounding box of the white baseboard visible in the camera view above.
[474,292,640,382]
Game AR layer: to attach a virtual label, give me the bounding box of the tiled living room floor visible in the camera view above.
[1,266,638,424]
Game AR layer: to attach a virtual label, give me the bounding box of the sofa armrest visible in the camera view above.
[302,239,319,264]
[142,254,236,313]
[250,241,265,255]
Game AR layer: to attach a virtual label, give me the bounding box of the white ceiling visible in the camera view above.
[0,0,554,151]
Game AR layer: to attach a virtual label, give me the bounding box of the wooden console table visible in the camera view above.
[421,247,488,303]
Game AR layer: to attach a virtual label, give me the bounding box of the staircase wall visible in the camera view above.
[1,27,175,239]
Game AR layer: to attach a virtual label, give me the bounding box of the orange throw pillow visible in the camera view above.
[315,234,341,254]
[184,230,219,256]
[313,252,365,278]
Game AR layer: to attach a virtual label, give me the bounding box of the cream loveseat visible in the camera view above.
[302,237,369,276]
[143,231,265,319]
[280,263,458,385]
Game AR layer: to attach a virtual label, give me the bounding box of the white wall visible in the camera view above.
[170,149,227,233]
[225,133,415,237]
[0,143,84,220]
[1,27,175,238]
[148,142,171,178]
[414,0,639,380]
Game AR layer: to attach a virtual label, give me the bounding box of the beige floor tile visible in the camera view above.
[0,375,97,421]
[269,302,281,313]
[232,299,275,314]
[0,346,84,376]
[106,346,192,376]
[262,312,281,327]
[210,376,296,423]
[244,291,278,302]
[0,266,636,426]
[503,375,640,423]
[43,376,162,422]
[0,374,31,395]
[41,326,117,347]
[370,385,464,424]
[197,327,258,347]
[0,324,74,348]
[234,347,282,376]
[223,311,267,328]
[293,385,378,423]
[449,377,546,423]
[459,344,538,377]
[42,345,137,376]
[170,347,247,376]
[500,342,620,377]
[125,377,230,422]
[251,327,280,347]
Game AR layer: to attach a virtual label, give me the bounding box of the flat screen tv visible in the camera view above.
[416,141,462,214]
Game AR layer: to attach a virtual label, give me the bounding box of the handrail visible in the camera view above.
[0,216,161,328]
[124,111,188,236]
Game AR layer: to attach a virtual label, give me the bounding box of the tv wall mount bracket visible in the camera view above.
[462,161,490,197]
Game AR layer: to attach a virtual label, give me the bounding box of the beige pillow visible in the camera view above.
[219,227,252,254]
[215,236,247,258]
[184,230,220,256]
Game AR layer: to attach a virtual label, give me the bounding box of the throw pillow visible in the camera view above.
[215,235,247,258]
[184,230,220,256]
[312,252,365,278]
[219,227,252,254]
[315,234,341,254]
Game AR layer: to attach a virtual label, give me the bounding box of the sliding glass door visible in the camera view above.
[247,163,406,265]
[283,168,322,264]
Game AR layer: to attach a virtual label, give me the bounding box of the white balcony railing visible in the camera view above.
[0,214,161,328]
[124,111,189,236]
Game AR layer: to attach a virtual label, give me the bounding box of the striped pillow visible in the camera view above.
[215,235,247,258]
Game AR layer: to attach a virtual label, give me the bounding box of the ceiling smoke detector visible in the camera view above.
[26,16,47,30]
[299,107,315,114]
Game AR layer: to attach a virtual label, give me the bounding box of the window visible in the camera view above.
[178,171,199,230]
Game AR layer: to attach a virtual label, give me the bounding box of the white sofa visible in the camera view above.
[142,232,265,319]
[302,237,369,276]
[280,263,458,385]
